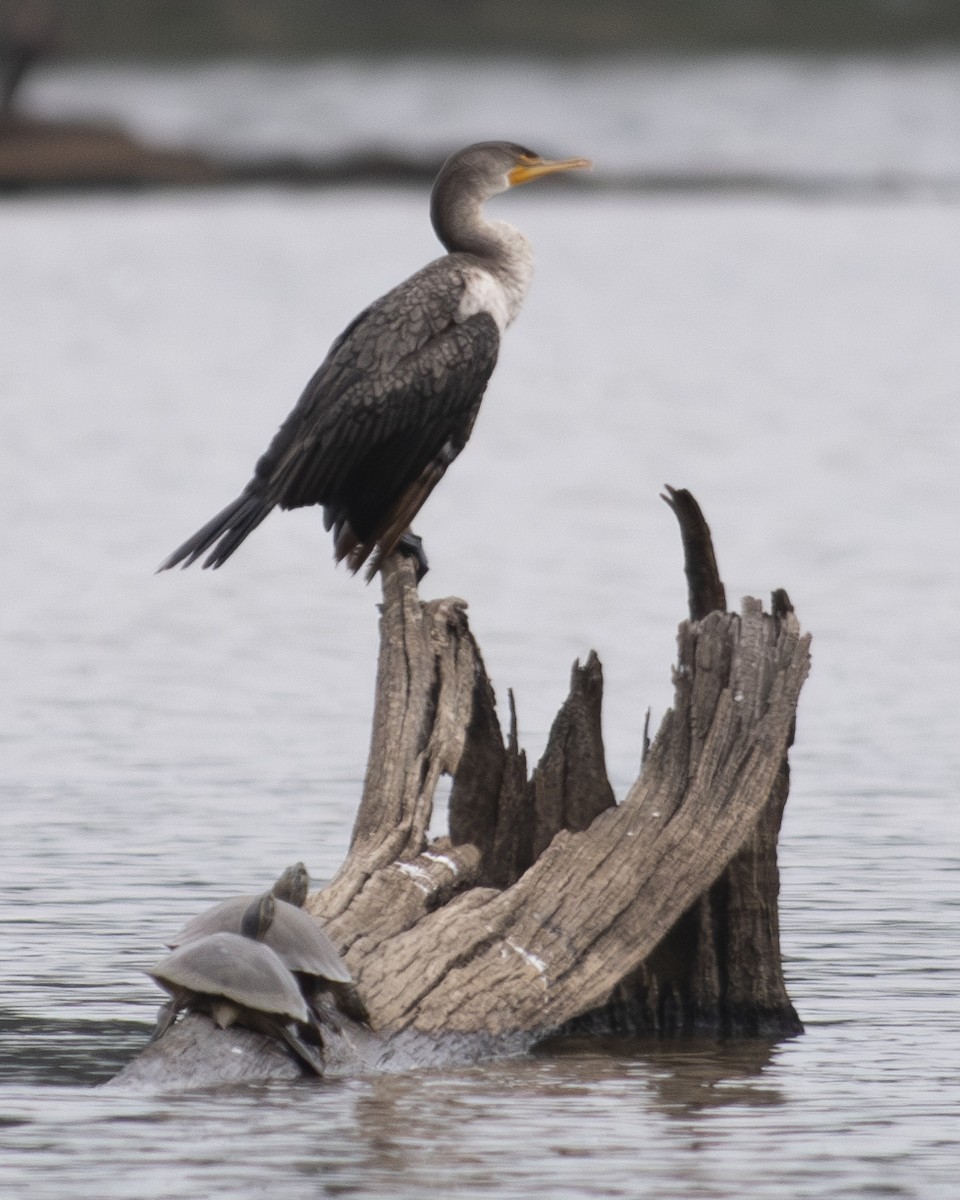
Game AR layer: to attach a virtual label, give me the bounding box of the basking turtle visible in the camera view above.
[169,862,315,948]
[171,887,369,1025]
[147,931,324,1075]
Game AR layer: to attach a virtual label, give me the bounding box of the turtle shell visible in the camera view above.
[148,932,310,1024]
[170,897,353,984]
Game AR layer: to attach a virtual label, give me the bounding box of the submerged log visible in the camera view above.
[111,490,809,1088]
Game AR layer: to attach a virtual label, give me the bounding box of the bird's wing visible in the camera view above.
[331,313,501,572]
[252,260,501,531]
[278,311,499,534]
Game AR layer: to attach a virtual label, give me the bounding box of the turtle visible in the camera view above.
[170,886,369,1025]
[146,930,324,1075]
[168,861,316,948]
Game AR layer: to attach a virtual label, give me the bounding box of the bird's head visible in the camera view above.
[430,141,591,252]
[437,141,591,202]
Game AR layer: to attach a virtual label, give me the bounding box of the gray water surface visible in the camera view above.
[2,58,960,1200]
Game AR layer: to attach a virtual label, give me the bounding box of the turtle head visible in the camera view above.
[271,862,309,908]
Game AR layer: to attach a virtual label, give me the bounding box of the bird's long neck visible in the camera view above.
[433,164,534,264]
[431,172,534,327]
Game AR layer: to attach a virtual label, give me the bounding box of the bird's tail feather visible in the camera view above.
[157,491,272,571]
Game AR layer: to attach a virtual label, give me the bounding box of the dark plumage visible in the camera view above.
[158,141,590,579]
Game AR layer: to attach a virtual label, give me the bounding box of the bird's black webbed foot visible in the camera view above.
[396,530,429,581]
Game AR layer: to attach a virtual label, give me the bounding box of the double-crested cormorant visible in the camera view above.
[158,141,591,579]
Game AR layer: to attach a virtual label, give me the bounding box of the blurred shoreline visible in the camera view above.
[3,116,958,197]
[3,52,958,195]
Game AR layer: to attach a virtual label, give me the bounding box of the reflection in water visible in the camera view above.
[539,1037,787,1114]
[321,1045,791,1196]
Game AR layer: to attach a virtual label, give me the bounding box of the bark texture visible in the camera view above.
[309,487,808,1042]
[112,490,809,1088]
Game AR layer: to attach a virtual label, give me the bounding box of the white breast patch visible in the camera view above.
[458,267,514,334]
[457,226,535,334]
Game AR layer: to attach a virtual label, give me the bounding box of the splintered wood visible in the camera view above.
[311,491,809,1041]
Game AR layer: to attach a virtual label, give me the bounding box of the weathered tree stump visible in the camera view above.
[111,490,810,1088]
